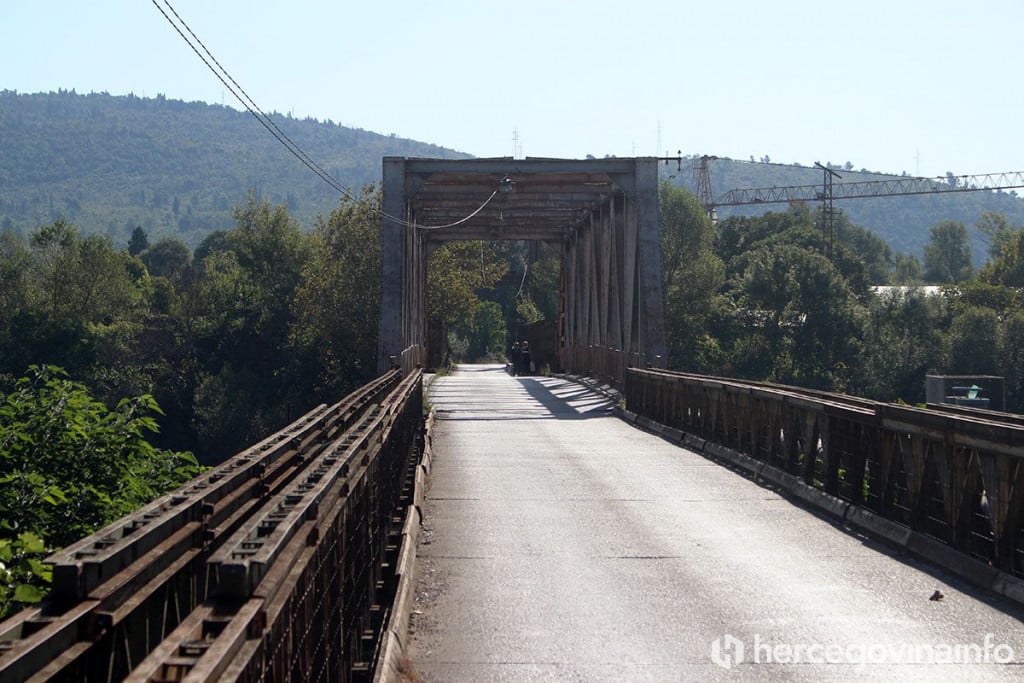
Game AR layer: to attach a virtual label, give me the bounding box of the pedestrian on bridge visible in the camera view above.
[510,341,521,375]
[519,341,532,376]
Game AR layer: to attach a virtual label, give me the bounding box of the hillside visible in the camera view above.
[0,90,468,246]
[666,156,1024,265]
[3,90,1023,263]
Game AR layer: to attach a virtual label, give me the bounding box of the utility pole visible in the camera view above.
[814,162,841,259]
[696,155,718,222]
[659,150,683,170]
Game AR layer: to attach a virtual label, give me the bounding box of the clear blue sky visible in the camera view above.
[5,0,1022,180]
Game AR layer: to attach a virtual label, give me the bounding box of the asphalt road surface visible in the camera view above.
[405,365,1024,681]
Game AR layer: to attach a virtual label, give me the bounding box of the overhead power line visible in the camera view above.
[413,191,499,230]
[150,0,347,197]
[150,0,496,230]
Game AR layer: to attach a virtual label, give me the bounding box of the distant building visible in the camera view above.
[870,285,944,298]
[925,375,1005,411]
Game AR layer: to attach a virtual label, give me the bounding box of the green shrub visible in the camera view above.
[0,365,202,616]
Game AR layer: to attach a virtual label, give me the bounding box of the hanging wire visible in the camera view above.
[408,191,498,230]
[152,0,497,231]
[514,256,529,299]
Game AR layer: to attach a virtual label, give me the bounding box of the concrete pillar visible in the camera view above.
[635,158,666,367]
[379,158,406,373]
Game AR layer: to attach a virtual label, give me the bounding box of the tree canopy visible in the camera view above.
[924,220,974,283]
[0,366,200,616]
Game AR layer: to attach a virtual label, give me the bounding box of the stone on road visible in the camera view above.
[406,364,1024,681]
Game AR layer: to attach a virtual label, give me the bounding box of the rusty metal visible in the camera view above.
[379,158,667,382]
[627,367,1024,575]
[0,369,421,682]
[566,344,665,390]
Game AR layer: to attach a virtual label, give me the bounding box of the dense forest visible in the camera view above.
[0,190,387,615]
[0,90,466,247]
[658,185,1024,408]
[3,91,1024,263]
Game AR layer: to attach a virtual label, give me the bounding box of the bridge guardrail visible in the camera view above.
[626,367,1024,579]
[0,369,422,682]
[566,344,664,389]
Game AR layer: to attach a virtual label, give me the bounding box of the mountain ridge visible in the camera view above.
[3,90,1023,264]
[0,89,468,246]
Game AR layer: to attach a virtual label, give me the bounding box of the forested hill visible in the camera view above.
[3,90,1023,262]
[0,90,467,247]
[667,156,1024,266]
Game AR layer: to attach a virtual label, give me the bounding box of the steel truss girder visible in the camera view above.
[379,157,666,384]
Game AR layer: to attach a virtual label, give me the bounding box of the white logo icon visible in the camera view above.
[710,634,745,669]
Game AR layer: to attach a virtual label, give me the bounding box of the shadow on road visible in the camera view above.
[517,376,616,419]
[429,365,616,421]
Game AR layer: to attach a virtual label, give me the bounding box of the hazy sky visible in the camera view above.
[5,0,1022,181]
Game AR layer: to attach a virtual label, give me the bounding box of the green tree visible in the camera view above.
[946,280,1022,317]
[713,237,864,389]
[27,221,141,325]
[2,221,148,387]
[924,220,973,283]
[193,229,232,266]
[978,229,1024,287]
[709,207,884,389]
[427,240,508,356]
[659,182,724,371]
[0,231,31,357]
[522,248,561,322]
[468,300,506,361]
[141,237,191,282]
[474,240,560,355]
[0,366,201,616]
[27,219,79,320]
[975,212,1015,260]
[0,531,50,618]
[892,252,923,284]
[290,187,381,399]
[833,211,893,284]
[856,290,947,402]
[172,197,312,462]
[0,366,200,544]
[947,306,999,374]
[127,226,149,256]
[999,312,1024,411]
[228,195,311,315]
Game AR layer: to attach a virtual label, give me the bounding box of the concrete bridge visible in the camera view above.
[3,158,1024,681]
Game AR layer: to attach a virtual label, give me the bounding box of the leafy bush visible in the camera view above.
[0,532,50,618]
[0,365,202,616]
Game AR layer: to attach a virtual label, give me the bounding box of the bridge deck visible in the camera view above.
[407,365,1024,681]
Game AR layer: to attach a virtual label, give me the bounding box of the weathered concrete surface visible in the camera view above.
[406,365,1024,681]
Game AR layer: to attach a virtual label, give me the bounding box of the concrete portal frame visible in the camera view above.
[378,157,666,386]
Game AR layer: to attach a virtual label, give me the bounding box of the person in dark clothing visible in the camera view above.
[510,342,521,375]
[519,341,532,376]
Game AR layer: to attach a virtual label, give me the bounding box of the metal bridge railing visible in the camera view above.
[0,370,423,682]
[626,367,1024,577]
[566,344,664,390]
